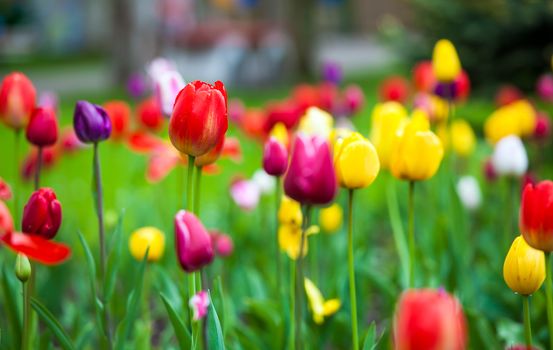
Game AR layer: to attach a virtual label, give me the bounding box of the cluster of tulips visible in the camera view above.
[0,35,553,350]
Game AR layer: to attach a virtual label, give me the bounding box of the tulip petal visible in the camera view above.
[1,231,71,265]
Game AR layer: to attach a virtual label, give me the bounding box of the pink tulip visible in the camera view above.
[230,178,260,211]
[189,290,210,321]
[262,137,288,176]
[537,74,553,103]
[209,230,234,257]
[174,210,214,272]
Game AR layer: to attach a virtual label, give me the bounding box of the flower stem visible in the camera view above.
[186,155,195,210]
[546,253,553,350]
[34,147,42,190]
[275,177,282,300]
[347,189,359,350]
[295,205,311,350]
[13,130,21,227]
[194,166,202,216]
[289,259,296,350]
[523,295,532,349]
[21,280,29,350]
[93,143,112,348]
[408,181,415,288]
[188,273,197,349]
[505,177,516,246]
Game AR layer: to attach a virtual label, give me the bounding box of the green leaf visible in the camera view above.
[386,178,409,289]
[207,291,225,350]
[104,210,125,302]
[74,322,95,350]
[362,321,376,350]
[30,298,75,350]
[114,248,148,350]
[160,293,191,350]
[1,267,21,350]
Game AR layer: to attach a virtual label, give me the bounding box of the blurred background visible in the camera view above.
[1,0,552,95]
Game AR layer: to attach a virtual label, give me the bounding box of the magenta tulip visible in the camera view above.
[262,137,288,176]
[283,134,337,205]
[174,210,214,272]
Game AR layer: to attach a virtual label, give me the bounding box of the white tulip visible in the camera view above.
[456,176,482,211]
[252,169,275,195]
[154,70,185,117]
[491,135,528,177]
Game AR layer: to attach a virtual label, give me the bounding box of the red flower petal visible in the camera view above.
[127,131,166,154]
[1,231,71,265]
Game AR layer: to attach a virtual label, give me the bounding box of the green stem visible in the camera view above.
[93,143,112,349]
[34,147,42,190]
[143,266,152,346]
[188,273,197,349]
[13,130,20,227]
[408,181,415,288]
[295,205,311,350]
[523,295,532,349]
[347,189,358,350]
[186,155,195,210]
[546,253,553,350]
[275,177,282,300]
[178,164,185,211]
[289,259,296,350]
[21,281,29,350]
[194,166,202,216]
[505,178,516,246]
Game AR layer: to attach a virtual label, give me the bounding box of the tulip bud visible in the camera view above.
[379,76,409,103]
[73,100,112,143]
[26,107,58,147]
[537,73,553,103]
[322,61,343,85]
[174,210,214,272]
[503,236,545,295]
[103,100,131,140]
[393,289,467,350]
[483,158,498,182]
[21,188,62,240]
[343,84,364,116]
[0,72,36,130]
[334,132,380,189]
[520,180,553,252]
[319,203,343,233]
[129,226,165,262]
[126,73,147,99]
[283,134,337,205]
[137,97,164,132]
[456,176,482,211]
[534,111,551,141]
[15,253,32,283]
[491,135,528,177]
[189,290,210,321]
[209,231,234,257]
[269,122,289,147]
[169,81,228,157]
[263,137,288,176]
[450,119,475,157]
[432,39,461,83]
[154,70,185,117]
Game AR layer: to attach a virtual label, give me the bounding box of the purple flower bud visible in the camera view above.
[433,81,458,101]
[73,100,112,143]
[263,137,288,176]
[174,210,214,272]
[322,61,343,85]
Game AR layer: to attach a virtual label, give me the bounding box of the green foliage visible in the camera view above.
[30,298,75,350]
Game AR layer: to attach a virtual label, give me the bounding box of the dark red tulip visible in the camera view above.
[283,134,337,205]
[483,158,498,182]
[263,137,288,176]
[103,100,131,140]
[169,80,228,157]
[137,97,164,132]
[520,180,553,252]
[21,188,62,240]
[534,111,551,141]
[26,107,58,147]
[0,72,36,130]
[379,76,409,103]
[174,210,214,272]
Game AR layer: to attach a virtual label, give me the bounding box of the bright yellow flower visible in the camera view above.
[431,95,449,123]
[369,102,408,169]
[329,127,352,149]
[334,132,380,189]
[278,223,319,260]
[298,107,334,139]
[278,196,302,226]
[436,122,449,151]
[270,122,289,148]
[484,100,537,144]
[432,39,461,82]
[390,117,444,181]
[450,119,476,157]
[129,226,166,262]
[503,235,545,295]
[319,203,343,234]
[304,278,341,325]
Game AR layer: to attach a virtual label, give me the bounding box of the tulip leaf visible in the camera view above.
[114,248,148,350]
[160,293,192,350]
[74,322,95,350]
[104,210,125,302]
[1,267,21,349]
[207,290,225,350]
[386,179,409,288]
[362,321,377,350]
[30,298,76,350]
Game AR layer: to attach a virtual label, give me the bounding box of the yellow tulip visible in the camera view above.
[484,100,537,144]
[431,95,450,123]
[278,196,302,226]
[390,117,444,181]
[432,39,461,82]
[503,235,545,295]
[129,226,166,262]
[334,132,380,189]
[278,223,319,260]
[298,107,334,139]
[304,278,341,325]
[369,102,408,169]
[329,127,352,149]
[450,119,476,157]
[319,203,343,234]
[270,122,289,148]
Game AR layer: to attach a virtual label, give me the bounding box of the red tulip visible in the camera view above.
[293,84,320,111]
[103,100,131,140]
[169,80,228,157]
[242,109,267,140]
[455,70,470,101]
[174,210,214,272]
[137,97,164,132]
[21,147,58,182]
[318,82,339,113]
[263,137,288,176]
[265,101,303,132]
[342,84,364,115]
[520,180,553,251]
[220,137,242,163]
[379,76,409,103]
[393,289,467,350]
[1,231,70,265]
[283,134,337,205]
[0,200,14,234]
[495,85,523,107]
[22,188,62,240]
[0,72,36,130]
[0,178,12,201]
[412,61,436,93]
[195,135,225,167]
[26,107,58,147]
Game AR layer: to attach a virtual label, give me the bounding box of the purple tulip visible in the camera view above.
[262,137,288,176]
[127,73,147,99]
[322,61,343,85]
[283,134,337,205]
[73,100,112,143]
[174,210,214,272]
[433,81,458,101]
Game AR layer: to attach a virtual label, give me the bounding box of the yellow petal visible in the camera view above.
[432,39,461,82]
[322,299,341,317]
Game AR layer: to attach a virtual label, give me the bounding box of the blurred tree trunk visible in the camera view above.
[288,0,316,80]
[111,0,133,85]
